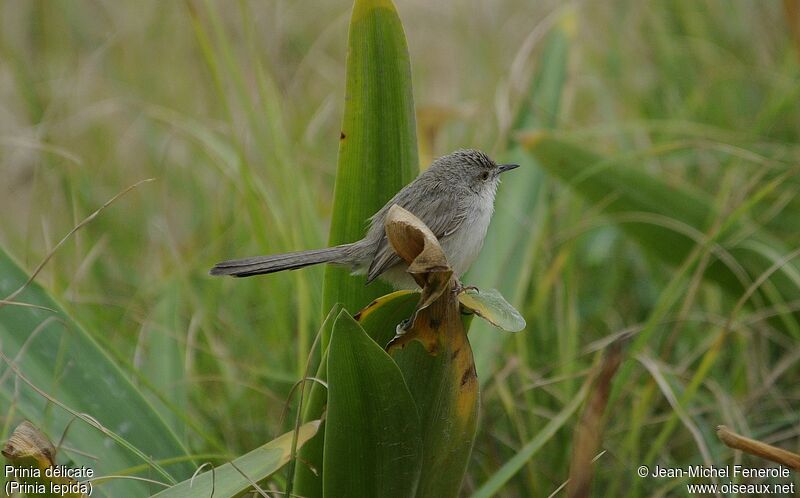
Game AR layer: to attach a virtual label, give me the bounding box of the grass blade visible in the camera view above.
[151,420,321,498]
[566,345,623,498]
[525,135,800,330]
[471,378,589,498]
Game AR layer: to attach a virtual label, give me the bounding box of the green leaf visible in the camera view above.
[528,136,713,264]
[459,289,526,332]
[151,420,321,498]
[355,290,419,345]
[324,310,422,498]
[322,0,419,319]
[356,290,479,498]
[137,281,186,437]
[308,1,420,493]
[0,248,192,497]
[389,297,479,498]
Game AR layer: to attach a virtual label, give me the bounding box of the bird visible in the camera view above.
[210,149,519,289]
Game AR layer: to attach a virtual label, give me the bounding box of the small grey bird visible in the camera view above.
[210,149,519,289]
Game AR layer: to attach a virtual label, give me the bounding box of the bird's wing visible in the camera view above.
[366,188,466,284]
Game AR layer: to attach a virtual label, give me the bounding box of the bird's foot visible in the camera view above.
[452,280,479,295]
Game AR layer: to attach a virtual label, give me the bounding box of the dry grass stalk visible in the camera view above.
[716,425,800,471]
[566,342,624,498]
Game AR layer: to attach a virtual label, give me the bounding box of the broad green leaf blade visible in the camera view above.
[459,289,526,332]
[152,420,321,498]
[367,201,504,495]
[467,13,574,377]
[323,311,422,498]
[137,281,186,438]
[0,248,192,497]
[322,0,419,318]
[527,135,713,265]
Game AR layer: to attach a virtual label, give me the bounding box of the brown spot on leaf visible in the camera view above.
[460,364,476,387]
[354,297,381,321]
[340,131,346,140]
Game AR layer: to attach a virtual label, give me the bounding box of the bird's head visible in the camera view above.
[430,149,519,196]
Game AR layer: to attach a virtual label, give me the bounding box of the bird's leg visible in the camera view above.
[452,278,479,295]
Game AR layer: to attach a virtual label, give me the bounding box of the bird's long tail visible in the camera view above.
[209,244,354,277]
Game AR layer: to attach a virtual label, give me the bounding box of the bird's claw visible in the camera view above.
[452,281,479,295]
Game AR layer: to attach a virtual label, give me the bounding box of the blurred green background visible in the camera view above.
[1,0,799,496]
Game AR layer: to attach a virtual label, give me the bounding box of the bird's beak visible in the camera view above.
[497,163,520,174]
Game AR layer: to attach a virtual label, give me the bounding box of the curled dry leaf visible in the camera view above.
[2,421,57,465]
[2,421,86,498]
[384,204,452,283]
[383,204,454,352]
[382,204,526,339]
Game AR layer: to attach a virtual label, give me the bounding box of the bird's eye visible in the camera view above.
[480,171,490,181]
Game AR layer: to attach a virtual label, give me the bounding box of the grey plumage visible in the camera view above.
[209,245,354,277]
[210,149,519,289]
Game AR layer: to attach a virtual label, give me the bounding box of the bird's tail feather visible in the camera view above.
[210,244,353,277]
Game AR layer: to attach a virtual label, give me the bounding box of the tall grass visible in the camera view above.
[1,1,799,496]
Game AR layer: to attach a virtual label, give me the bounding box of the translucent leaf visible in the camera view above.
[459,289,526,332]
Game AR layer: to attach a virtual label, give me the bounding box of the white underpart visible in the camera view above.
[361,178,499,290]
[441,183,495,277]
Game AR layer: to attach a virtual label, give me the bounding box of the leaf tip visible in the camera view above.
[352,0,399,22]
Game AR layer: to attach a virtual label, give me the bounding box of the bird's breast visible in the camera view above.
[441,202,493,277]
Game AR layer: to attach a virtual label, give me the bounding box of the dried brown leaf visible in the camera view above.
[2,421,56,466]
[566,342,624,498]
[384,204,454,352]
